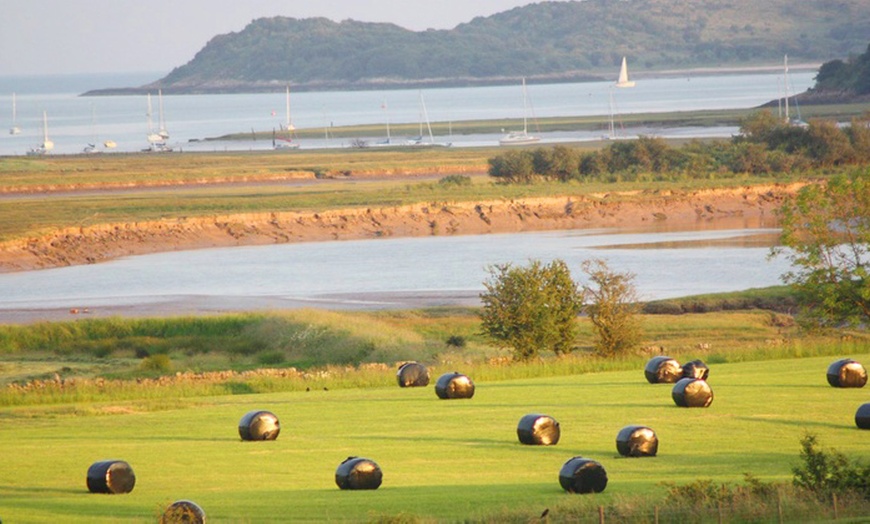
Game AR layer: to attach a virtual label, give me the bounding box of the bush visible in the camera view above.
[793,433,870,500]
[438,174,472,187]
[445,335,466,348]
[479,259,582,360]
[140,354,172,372]
[580,259,643,356]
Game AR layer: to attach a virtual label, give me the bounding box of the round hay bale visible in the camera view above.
[238,410,280,441]
[681,359,710,381]
[335,457,382,490]
[434,372,475,399]
[826,359,867,388]
[856,403,870,430]
[517,414,560,446]
[86,460,136,494]
[558,457,608,494]
[160,500,206,524]
[396,362,430,388]
[672,378,714,408]
[615,425,658,457]
[644,356,682,384]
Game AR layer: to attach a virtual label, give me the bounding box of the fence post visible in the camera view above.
[598,505,604,524]
[654,505,659,524]
[718,501,723,524]
[777,490,783,524]
[833,493,838,520]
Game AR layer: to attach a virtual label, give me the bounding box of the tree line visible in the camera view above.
[488,111,870,183]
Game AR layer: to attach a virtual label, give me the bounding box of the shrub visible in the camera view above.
[793,433,870,500]
[580,259,643,356]
[445,335,467,348]
[480,259,582,360]
[140,354,172,372]
[438,174,472,187]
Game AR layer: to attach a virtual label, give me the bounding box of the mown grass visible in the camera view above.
[0,353,868,522]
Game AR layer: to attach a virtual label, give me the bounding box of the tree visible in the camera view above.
[580,258,643,356]
[479,259,582,360]
[775,171,870,327]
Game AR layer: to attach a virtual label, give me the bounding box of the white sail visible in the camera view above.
[615,56,636,88]
[284,85,295,131]
[157,89,169,139]
[9,92,21,135]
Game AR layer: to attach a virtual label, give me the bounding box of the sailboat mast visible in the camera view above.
[784,55,790,122]
[522,77,529,134]
[146,93,154,133]
[285,85,293,130]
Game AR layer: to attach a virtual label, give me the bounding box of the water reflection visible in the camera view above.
[0,227,791,322]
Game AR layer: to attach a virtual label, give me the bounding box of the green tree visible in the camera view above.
[479,259,582,360]
[487,150,536,183]
[775,171,870,327]
[580,258,643,356]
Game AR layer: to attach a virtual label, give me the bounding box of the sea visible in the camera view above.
[0,70,815,156]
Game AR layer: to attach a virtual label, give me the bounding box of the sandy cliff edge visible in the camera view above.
[0,183,803,274]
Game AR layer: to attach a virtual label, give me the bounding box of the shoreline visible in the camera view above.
[0,182,800,275]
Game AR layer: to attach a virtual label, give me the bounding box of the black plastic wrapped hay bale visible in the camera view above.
[672,378,714,408]
[558,457,608,494]
[396,361,430,388]
[238,410,280,441]
[335,457,383,490]
[435,372,475,399]
[856,403,870,430]
[517,414,561,446]
[86,460,136,494]
[644,356,682,384]
[616,425,658,457]
[682,359,710,381]
[826,359,868,388]
[160,500,206,524]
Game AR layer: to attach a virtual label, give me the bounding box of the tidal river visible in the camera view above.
[0,227,791,323]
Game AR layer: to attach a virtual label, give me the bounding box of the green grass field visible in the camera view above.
[1,353,868,522]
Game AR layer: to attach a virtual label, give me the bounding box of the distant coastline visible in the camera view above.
[80,63,821,97]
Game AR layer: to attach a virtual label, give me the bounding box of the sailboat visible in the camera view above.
[406,91,450,147]
[606,56,636,139]
[781,55,806,127]
[145,92,171,152]
[499,78,540,146]
[9,92,21,135]
[274,85,300,149]
[157,89,169,140]
[27,111,54,155]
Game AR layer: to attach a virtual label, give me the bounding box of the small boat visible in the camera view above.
[145,92,172,152]
[605,56,636,139]
[9,92,21,135]
[499,78,540,146]
[274,85,300,149]
[27,110,54,155]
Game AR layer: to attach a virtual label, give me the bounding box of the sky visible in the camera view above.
[1,0,551,77]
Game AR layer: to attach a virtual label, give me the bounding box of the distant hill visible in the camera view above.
[86,0,870,95]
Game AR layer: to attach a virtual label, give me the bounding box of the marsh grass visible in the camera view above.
[1,306,868,408]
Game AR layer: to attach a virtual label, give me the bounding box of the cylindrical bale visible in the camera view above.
[615,425,658,457]
[826,359,868,388]
[644,356,682,384]
[335,457,383,490]
[681,359,710,381]
[435,372,475,399]
[517,414,561,446]
[396,361,430,388]
[672,378,714,408]
[238,410,281,441]
[160,500,206,524]
[558,457,608,494]
[856,403,870,430]
[86,460,136,494]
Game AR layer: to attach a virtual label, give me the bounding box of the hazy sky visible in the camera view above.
[1,0,553,76]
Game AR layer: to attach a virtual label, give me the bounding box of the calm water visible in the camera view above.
[0,228,791,319]
[0,71,814,155]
